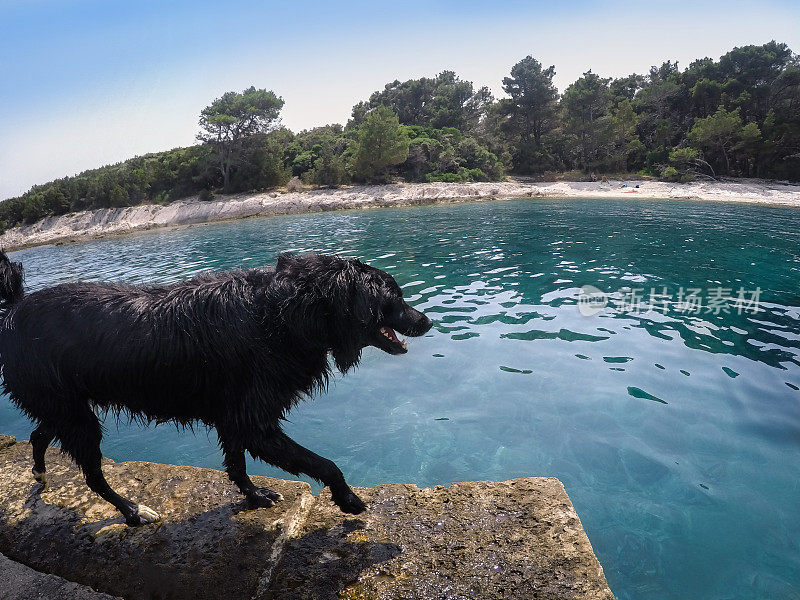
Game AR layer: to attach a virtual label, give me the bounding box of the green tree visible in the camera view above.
[403,136,443,181]
[21,195,46,224]
[501,56,558,147]
[427,71,493,132]
[668,147,716,179]
[562,71,614,170]
[608,99,642,171]
[228,132,291,192]
[499,56,559,172]
[42,186,70,215]
[688,106,759,174]
[398,125,503,182]
[633,62,684,150]
[108,184,130,208]
[350,106,409,182]
[690,78,724,118]
[610,73,646,104]
[303,137,351,187]
[197,87,284,190]
[305,151,350,187]
[354,71,492,133]
[455,137,503,180]
[286,124,350,182]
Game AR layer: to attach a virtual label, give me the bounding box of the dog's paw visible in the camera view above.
[334,490,367,515]
[246,487,283,509]
[31,468,47,485]
[125,504,161,526]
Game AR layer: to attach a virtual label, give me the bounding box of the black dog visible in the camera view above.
[0,251,432,526]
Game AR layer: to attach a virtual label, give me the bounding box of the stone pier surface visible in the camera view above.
[0,434,614,599]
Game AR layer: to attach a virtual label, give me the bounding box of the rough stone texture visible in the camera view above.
[0,437,312,600]
[265,481,613,600]
[0,553,122,600]
[0,436,614,599]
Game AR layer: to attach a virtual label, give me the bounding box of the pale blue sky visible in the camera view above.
[1,0,798,199]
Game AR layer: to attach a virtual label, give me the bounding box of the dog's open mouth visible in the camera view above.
[376,325,408,354]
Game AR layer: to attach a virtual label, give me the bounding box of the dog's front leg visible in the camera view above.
[218,429,284,508]
[248,429,366,514]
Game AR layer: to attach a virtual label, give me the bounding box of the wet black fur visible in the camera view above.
[0,251,432,525]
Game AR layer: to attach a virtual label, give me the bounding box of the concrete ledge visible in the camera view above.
[0,435,614,599]
[0,552,122,600]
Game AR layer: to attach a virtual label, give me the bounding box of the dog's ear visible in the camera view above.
[332,261,380,328]
[351,284,377,325]
[329,286,377,372]
[327,261,377,374]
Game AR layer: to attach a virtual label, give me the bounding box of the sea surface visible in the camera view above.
[2,198,799,600]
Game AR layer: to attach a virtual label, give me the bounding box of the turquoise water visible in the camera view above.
[2,198,799,599]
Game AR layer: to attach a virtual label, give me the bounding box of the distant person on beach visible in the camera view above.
[590,172,597,182]
[601,175,608,184]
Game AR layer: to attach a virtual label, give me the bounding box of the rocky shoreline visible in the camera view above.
[0,434,614,600]
[2,179,800,252]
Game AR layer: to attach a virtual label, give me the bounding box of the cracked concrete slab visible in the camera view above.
[0,436,614,599]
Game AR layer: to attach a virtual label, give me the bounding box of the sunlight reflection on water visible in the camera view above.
[2,198,799,600]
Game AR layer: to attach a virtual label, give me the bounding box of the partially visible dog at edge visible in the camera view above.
[0,251,432,526]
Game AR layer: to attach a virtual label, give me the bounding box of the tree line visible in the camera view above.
[2,41,798,231]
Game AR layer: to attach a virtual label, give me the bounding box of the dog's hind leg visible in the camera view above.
[30,423,55,484]
[217,428,283,508]
[247,429,366,515]
[56,403,160,526]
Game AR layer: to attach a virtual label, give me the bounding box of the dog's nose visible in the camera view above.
[409,313,433,336]
[420,315,433,334]
[398,305,434,336]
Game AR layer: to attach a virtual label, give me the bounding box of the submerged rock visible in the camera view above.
[0,436,614,599]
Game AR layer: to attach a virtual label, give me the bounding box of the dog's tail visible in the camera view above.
[0,250,24,309]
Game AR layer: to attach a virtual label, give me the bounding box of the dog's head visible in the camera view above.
[272,253,433,372]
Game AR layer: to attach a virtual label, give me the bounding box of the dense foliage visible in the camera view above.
[350,70,494,135]
[3,41,798,231]
[0,145,218,229]
[197,87,285,190]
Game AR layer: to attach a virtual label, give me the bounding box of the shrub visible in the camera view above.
[646,146,668,169]
[291,151,315,177]
[669,147,699,165]
[302,150,350,187]
[350,106,410,182]
[463,168,489,182]
[427,172,464,183]
[108,184,131,208]
[21,198,46,224]
[661,166,680,181]
[198,189,214,201]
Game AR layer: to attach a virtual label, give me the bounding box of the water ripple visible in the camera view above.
[3,198,800,600]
